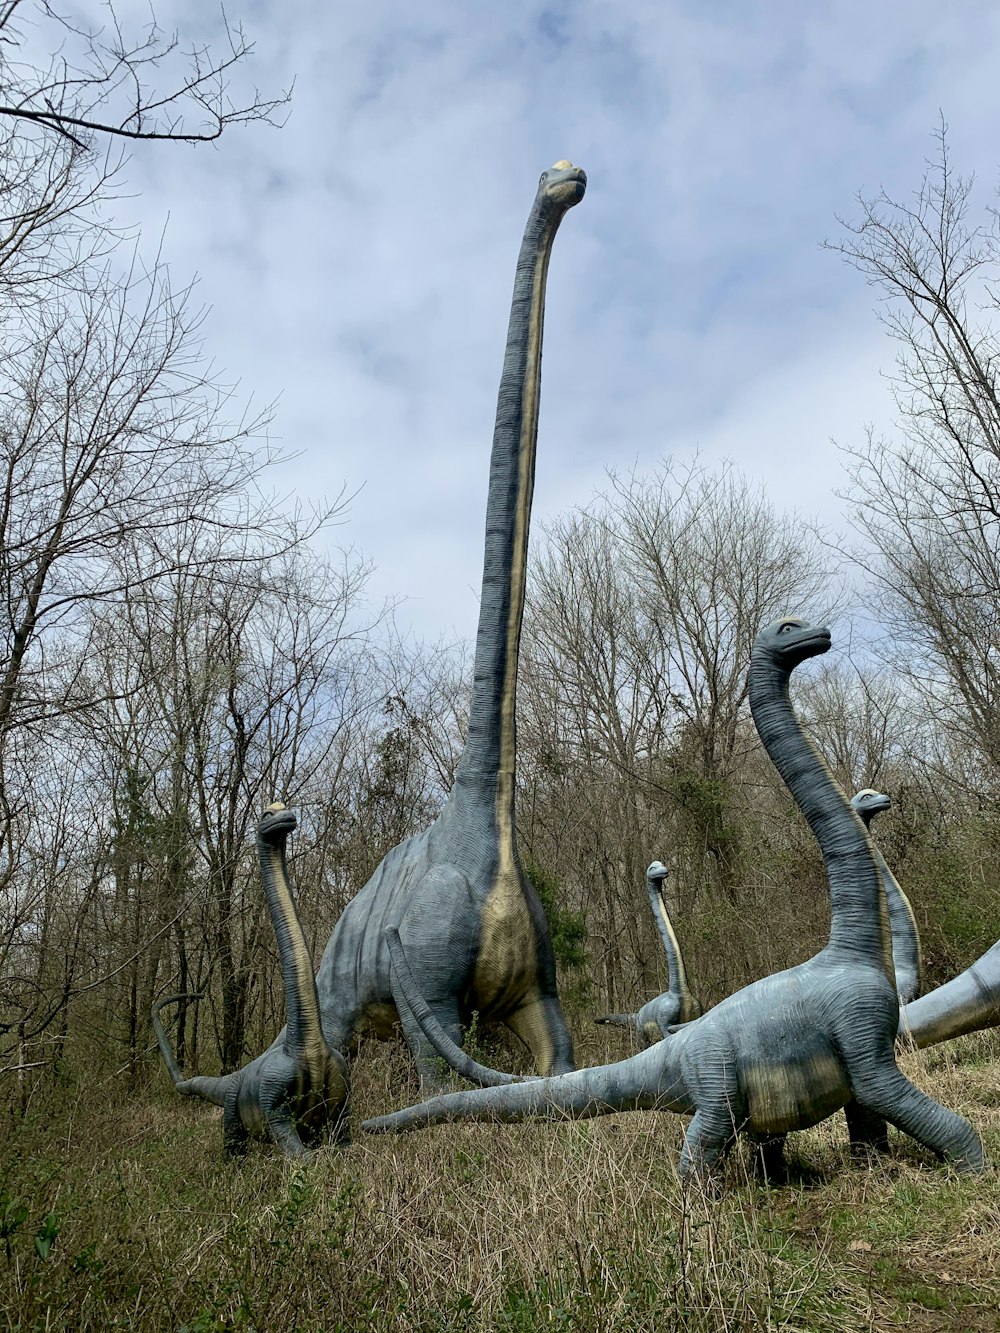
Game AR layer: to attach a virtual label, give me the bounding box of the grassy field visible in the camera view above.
[2,1030,999,1332]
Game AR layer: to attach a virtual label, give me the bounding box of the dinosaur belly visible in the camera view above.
[472,867,538,1013]
[742,1052,849,1135]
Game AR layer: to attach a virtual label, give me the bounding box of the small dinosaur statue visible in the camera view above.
[849,788,922,1003]
[362,620,984,1185]
[153,804,348,1156]
[594,861,701,1045]
[304,162,587,1086]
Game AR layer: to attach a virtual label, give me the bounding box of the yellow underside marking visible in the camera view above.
[744,1054,848,1134]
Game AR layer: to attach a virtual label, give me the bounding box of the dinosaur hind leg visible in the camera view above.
[843,1100,890,1154]
[393,983,464,1092]
[849,1060,983,1172]
[505,992,575,1076]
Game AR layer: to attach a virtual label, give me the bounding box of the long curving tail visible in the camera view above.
[362,1041,677,1136]
[386,927,532,1088]
[850,790,922,1002]
[151,993,231,1106]
[901,939,1000,1049]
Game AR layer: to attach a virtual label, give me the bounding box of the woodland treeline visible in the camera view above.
[2,20,999,1108]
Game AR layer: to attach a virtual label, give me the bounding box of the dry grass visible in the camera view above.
[2,1030,999,1332]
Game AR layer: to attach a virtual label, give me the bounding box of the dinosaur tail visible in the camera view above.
[900,940,1000,1049]
[386,927,531,1088]
[151,993,231,1107]
[362,1041,676,1136]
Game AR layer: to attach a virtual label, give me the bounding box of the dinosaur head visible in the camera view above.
[850,788,891,826]
[646,861,669,884]
[259,801,297,845]
[754,617,831,671]
[538,160,587,210]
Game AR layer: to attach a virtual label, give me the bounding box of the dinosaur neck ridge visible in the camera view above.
[257,833,325,1064]
[455,185,571,813]
[749,654,892,972]
[648,877,692,1005]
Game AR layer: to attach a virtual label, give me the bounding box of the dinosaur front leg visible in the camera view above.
[849,1061,984,1171]
[223,1083,250,1157]
[679,1105,738,1184]
[396,990,465,1091]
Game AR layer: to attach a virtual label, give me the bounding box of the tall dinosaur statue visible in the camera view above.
[594,862,701,1045]
[153,804,349,1155]
[361,620,984,1185]
[850,788,922,1003]
[309,162,586,1084]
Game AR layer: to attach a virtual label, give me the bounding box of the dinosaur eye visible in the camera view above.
[777,621,797,635]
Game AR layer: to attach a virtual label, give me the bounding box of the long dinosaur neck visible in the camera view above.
[858,811,923,1000]
[749,656,892,973]
[455,187,568,820]
[257,833,325,1063]
[648,879,693,1010]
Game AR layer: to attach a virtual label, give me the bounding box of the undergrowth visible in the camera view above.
[1,1030,999,1331]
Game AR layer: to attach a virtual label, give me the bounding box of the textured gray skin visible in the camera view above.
[850,789,922,1004]
[594,862,701,1045]
[902,940,1000,1048]
[152,805,349,1156]
[300,164,586,1087]
[362,620,985,1184]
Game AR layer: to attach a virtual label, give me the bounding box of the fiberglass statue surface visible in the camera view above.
[153,804,349,1156]
[594,861,701,1046]
[307,162,586,1086]
[361,619,985,1186]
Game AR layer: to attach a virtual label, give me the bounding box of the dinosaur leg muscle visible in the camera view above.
[849,1061,983,1171]
[679,1105,738,1184]
[844,1100,890,1154]
[506,992,574,1076]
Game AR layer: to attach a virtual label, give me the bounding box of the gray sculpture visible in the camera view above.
[850,788,922,1003]
[308,163,586,1084]
[152,804,349,1156]
[362,620,985,1184]
[595,862,701,1045]
[903,940,1000,1048]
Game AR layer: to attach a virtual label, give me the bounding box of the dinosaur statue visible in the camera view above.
[306,162,586,1086]
[594,792,917,1051]
[594,862,701,1045]
[850,788,922,1003]
[361,620,985,1185]
[152,804,349,1156]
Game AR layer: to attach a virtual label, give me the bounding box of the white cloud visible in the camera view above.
[110,0,1000,640]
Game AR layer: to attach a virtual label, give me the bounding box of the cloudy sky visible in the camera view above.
[116,0,1000,643]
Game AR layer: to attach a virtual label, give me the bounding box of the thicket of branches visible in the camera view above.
[3,91,1000,1105]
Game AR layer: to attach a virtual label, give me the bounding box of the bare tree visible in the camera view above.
[0,2,288,148]
[830,122,1000,776]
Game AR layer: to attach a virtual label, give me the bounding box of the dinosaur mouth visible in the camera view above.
[546,166,587,204]
[261,809,297,836]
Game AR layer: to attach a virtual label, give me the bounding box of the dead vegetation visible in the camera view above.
[2,1028,998,1332]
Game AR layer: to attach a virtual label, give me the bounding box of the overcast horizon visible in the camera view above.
[108,1,1000,647]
